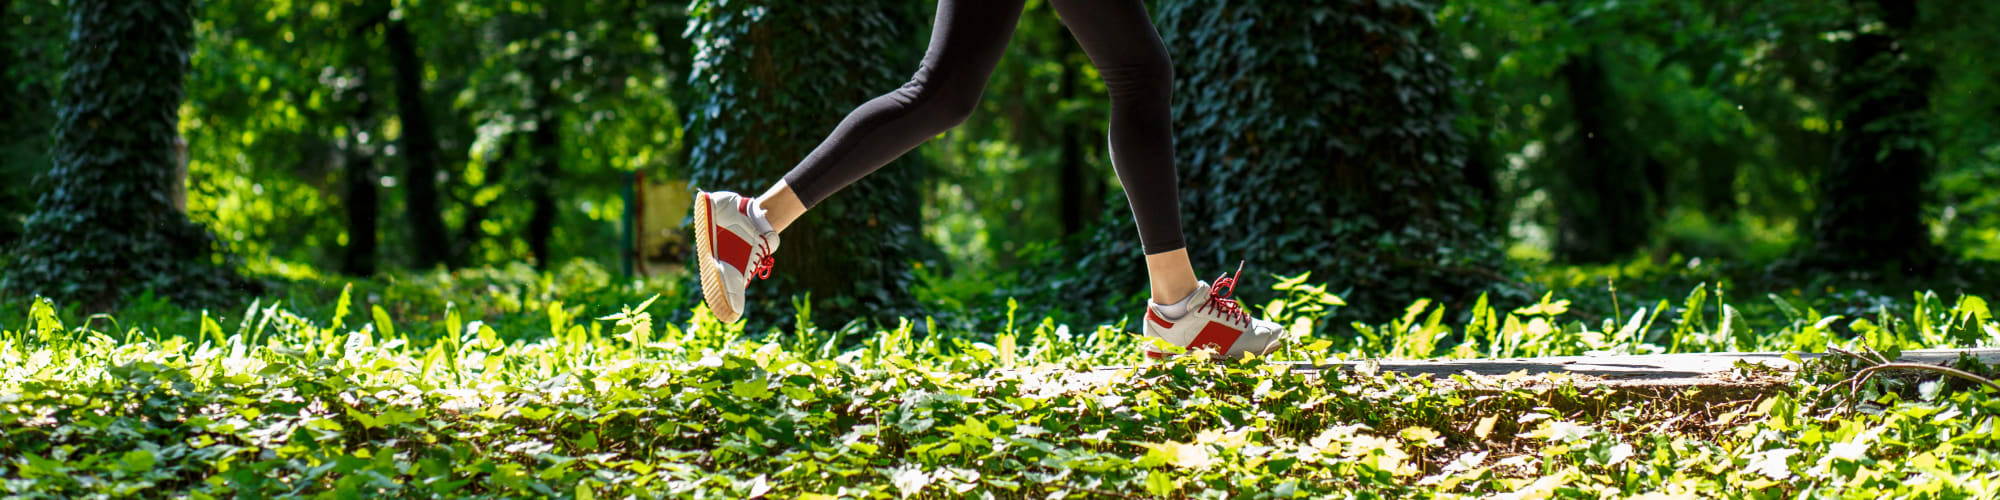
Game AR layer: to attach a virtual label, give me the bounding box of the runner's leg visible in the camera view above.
[763,0,1029,227]
[1049,0,1196,304]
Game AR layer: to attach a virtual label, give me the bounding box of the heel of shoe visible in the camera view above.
[693,193,740,323]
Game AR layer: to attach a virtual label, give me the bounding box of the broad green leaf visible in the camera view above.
[372,305,396,339]
[331,283,353,332]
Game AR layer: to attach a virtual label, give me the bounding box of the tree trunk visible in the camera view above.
[343,142,380,277]
[5,0,248,308]
[527,112,559,270]
[1058,41,1085,237]
[335,8,386,277]
[1554,49,1656,263]
[1,0,12,115]
[385,18,452,270]
[1,0,20,248]
[1464,128,1502,229]
[1694,141,1738,217]
[341,75,380,277]
[1809,0,1934,271]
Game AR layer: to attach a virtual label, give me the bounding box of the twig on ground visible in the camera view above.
[1854,363,2000,393]
[1826,346,1883,366]
[1828,348,2000,415]
[1857,344,1895,366]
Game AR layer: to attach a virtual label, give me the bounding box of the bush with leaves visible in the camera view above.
[4,270,1999,498]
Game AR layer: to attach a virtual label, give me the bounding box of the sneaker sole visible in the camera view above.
[693,192,740,323]
[1142,338,1283,360]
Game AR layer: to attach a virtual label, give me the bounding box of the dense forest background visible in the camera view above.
[5,0,2000,328]
[11,2,2000,496]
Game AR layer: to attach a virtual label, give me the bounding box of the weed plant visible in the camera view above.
[2,263,1998,498]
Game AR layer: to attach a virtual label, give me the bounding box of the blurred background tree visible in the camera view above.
[3,0,1999,326]
[1807,0,1935,273]
[5,0,250,307]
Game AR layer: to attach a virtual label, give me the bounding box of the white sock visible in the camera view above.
[1149,282,1204,320]
[747,199,775,234]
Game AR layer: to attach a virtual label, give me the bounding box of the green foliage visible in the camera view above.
[917,0,1115,276]
[1442,0,2000,269]
[179,0,387,273]
[3,269,1998,497]
[168,0,688,276]
[683,1,932,328]
[6,0,251,308]
[1446,0,1828,263]
[10,0,1994,299]
[1926,0,2000,261]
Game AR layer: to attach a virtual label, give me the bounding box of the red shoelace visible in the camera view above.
[750,235,776,280]
[1198,261,1250,324]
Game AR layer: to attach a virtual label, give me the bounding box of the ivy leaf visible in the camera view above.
[117,449,155,473]
[1525,420,1594,443]
[1743,448,1800,480]
[731,379,772,400]
[890,467,929,498]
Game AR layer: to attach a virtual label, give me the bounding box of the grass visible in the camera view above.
[3,262,1999,498]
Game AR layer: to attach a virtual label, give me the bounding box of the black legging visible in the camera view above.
[780,0,1185,254]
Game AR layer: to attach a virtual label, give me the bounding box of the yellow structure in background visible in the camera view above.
[635,174,692,277]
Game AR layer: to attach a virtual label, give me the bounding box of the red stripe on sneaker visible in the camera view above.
[1146,309,1175,329]
[716,229,753,273]
[738,197,751,215]
[1188,322,1243,354]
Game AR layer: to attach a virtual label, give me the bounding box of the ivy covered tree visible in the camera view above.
[1553,47,1663,263]
[1807,0,1937,272]
[683,1,931,326]
[1052,0,1507,322]
[6,0,250,307]
[383,11,453,270]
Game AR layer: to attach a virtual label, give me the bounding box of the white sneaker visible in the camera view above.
[1141,263,1285,360]
[693,191,779,323]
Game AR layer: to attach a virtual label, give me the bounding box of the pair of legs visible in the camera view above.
[752,0,1199,304]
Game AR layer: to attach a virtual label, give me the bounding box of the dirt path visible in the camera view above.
[1043,348,2000,390]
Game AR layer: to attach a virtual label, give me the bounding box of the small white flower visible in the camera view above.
[1828,441,1868,461]
[1744,448,1800,480]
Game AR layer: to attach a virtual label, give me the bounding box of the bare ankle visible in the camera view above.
[1144,248,1199,304]
[755,181,807,233]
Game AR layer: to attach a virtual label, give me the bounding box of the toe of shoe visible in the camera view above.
[1239,320,1288,357]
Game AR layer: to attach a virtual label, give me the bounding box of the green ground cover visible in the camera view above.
[3,265,1998,498]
